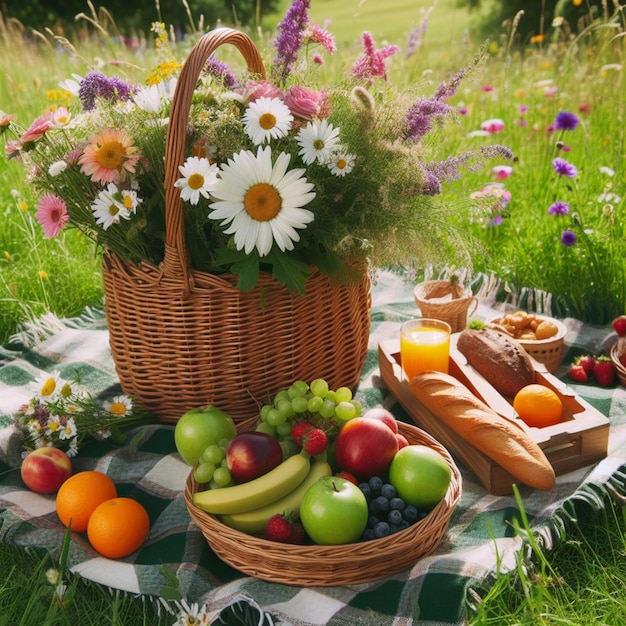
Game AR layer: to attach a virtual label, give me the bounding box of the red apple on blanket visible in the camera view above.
[20,446,72,494]
[361,407,399,433]
[334,417,399,480]
[226,432,283,483]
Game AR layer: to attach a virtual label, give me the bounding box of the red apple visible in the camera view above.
[20,447,72,494]
[362,407,399,433]
[334,417,399,480]
[226,432,283,483]
[396,433,410,449]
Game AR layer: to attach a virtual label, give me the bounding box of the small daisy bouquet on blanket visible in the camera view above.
[2,0,511,294]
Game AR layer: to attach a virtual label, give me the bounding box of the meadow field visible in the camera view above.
[1,0,625,623]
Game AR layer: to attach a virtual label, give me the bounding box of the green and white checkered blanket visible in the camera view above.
[1,269,625,625]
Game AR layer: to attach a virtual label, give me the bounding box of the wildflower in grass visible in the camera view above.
[328,150,355,177]
[492,165,513,180]
[554,111,580,132]
[351,32,399,82]
[598,192,621,203]
[20,114,52,146]
[38,270,48,280]
[284,86,330,120]
[50,107,71,128]
[0,112,14,133]
[553,157,577,178]
[240,79,283,103]
[599,166,615,177]
[174,156,219,205]
[481,118,505,133]
[561,230,577,246]
[296,119,340,164]
[79,128,140,184]
[48,160,67,176]
[272,0,311,84]
[405,98,453,142]
[312,54,324,65]
[104,395,133,416]
[205,55,237,89]
[208,146,315,257]
[305,21,337,54]
[91,186,131,230]
[173,600,211,626]
[548,201,570,215]
[133,84,166,113]
[78,70,134,110]
[58,417,77,440]
[243,97,294,145]
[36,193,69,238]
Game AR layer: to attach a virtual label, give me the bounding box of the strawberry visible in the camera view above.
[290,421,314,447]
[265,514,293,542]
[568,363,588,384]
[576,355,596,376]
[593,356,616,387]
[336,471,358,485]
[285,520,306,545]
[611,315,626,337]
[302,428,328,456]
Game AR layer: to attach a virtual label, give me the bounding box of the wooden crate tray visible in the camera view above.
[378,334,609,495]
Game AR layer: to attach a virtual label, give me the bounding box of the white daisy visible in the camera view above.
[48,161,67,176]
[31,370,65,401]
[243,97,294,145]
[296,119,341,165]
[328,151,355,177]
[133,84,163,113]
[208,145,316,257]
[59,417,77,441]
[119,188,142,213]
[174,156,219,205]
[104,394,133,416]
[46,414,62,437]
[91,185,131,230]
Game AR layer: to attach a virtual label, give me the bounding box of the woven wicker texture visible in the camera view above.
[517,317,566,374]
[610,343,626,386]
[102,29,371,424]
[414,280,477,333]
[184,419,462,586]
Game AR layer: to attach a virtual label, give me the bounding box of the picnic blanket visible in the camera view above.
[1,268,625,625]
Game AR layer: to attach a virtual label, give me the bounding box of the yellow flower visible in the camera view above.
[3,251,10,260]
[38,270,49,280]
[530,34,545,44]
[573,0,583,6]
[19,199,28,211]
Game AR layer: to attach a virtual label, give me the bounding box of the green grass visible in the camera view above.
[1,0,626,623]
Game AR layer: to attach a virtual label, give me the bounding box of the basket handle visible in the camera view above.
[163,28,267,288]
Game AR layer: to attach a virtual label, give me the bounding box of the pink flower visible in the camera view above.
[4,139,22,159]
[241,80,283,103]
[492,165,513,180]
[351,32,399,82]
[480,118,505,133]
[20,114,52,145]
[312,54,324,65]
[284,86,330,120]
[36,194,69,238]
[305,22,337,54]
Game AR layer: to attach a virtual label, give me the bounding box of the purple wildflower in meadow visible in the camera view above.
[561,230,577,246]
[272,0,311,84]
[78,71,133,111]
[351,32,399,82]
[554,111,580,132]
[206,55,237,89]
[548,201,570,215]
[553,157,578,178]
[405,99,453,142]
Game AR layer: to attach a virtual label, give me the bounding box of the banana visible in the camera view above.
[220,458,332,534]
[192,452,310,515]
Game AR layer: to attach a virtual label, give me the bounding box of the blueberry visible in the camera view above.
[389,497,405,511]
[403,505,419,523]
[367,515,381,529]
[368,476,384,495]
[371,495,390,513]
[389,524,402,534]
[361,528,376,541]
[380,483,397,499]
[373,521,391,539]
[387,509,403,525]
[399,520,410,531]
[359,483,372,501]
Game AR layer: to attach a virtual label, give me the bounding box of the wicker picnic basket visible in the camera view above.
[414,280,478,333]
[184,418,462,586]
[102,29,372,425]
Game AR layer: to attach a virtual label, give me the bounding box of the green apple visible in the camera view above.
[299,476,368,545]
[388,445,451,509]
[174,405,237,465]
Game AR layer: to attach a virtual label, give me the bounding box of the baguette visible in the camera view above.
[409,371,556,490]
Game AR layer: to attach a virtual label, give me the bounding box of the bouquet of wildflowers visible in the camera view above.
[15,370,153,456]
[1,0,511,294]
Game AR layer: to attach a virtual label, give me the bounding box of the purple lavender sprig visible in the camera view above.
[205,55,237,89]
[78,71,134,111]
[272,0,311,85]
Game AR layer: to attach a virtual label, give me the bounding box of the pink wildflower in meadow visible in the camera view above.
[492,165,513,180]
[20,114,52,145]
[36,194,69,238]
[351,32,399,82]
[481,118,505,134]
[79,128,140,185]
[305,21,336,54]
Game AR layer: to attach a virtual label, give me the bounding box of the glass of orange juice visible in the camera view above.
[400,318,451,381]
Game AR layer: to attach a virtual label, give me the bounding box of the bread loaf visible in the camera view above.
[456,328,535,396]
[409,371,555,490]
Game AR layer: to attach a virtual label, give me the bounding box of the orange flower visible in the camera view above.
[79,129,140,185]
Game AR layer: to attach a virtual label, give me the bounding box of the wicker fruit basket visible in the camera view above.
[102,28,371,425]
[610,342,626,386]
[184,420,462,587]
[414,280,477,334]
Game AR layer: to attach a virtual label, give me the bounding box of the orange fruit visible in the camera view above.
[87,497,150,559]
[513,383,563,428]
[56,471,118,532]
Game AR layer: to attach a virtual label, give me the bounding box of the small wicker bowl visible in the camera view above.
[184,420,462,587]
[489,314,567,373]
[610,343,626,386]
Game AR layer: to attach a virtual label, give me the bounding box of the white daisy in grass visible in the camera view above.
[208,146,316,257]
[328,151,356,177]
[174,156,219,205]
[104,395,133,416]
[243,97,294,145]
[31,370,65,401]
[296,119,341,165]
[58,417,77,440]
[91,186,131,230]
[119,188,142,213]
